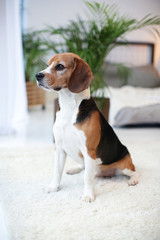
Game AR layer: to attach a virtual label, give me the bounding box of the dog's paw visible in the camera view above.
[128,174,139,186]
[46,185,60,193]
[81,193,95,203]
[66,167,83,175]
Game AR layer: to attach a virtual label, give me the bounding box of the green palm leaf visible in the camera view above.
[45,1,160,92]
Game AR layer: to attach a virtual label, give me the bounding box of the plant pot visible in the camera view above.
[54,97,110,122]
[26,82,46,109]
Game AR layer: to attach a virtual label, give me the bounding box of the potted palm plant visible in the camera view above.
[23,30,49,109]
[45,1,160,118]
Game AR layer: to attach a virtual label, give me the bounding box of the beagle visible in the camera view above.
[36,53,139,202]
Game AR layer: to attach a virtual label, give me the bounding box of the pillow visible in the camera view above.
[108,86,160,127]
[127,65,160,88]
[103,63,160,88]
[114,104,160,127]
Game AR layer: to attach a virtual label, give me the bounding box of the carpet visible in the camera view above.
[0,132,160,240]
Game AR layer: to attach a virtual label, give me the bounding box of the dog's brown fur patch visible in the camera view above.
[75,111,101,159]
[97,153,135,177]
[78,151,84,158]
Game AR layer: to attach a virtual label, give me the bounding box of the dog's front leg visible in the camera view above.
[47,147,66,193]
[82,154,96,202]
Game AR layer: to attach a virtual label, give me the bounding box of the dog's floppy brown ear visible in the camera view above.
[68,58,93,93]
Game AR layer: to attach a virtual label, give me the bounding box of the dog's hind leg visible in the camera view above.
[66,165,84,175]
[122,168,139,186]
[96,154,139,186]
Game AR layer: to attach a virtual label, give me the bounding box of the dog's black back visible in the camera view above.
[76,97,129,165]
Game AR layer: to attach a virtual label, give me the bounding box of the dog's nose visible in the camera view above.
[35,72,45,81]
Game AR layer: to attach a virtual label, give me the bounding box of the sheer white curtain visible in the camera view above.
[0,0,28,135]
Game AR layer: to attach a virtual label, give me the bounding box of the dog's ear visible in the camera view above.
[68,58,93,93]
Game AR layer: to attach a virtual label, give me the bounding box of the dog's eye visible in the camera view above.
[55,64,65,71]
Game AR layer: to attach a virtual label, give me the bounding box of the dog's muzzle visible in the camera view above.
[35,72,45,81]
[54,87,62,91]
[35,72,50,90]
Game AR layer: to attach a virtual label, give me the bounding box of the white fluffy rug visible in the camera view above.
[0,129,160,240]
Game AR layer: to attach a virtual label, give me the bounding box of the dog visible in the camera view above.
[36,53,139,202]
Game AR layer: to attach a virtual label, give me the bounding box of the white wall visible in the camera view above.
[26,0,160,66]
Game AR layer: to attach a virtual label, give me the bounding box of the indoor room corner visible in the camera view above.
[0,0,160,240]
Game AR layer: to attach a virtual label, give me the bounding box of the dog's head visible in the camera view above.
[35,53,93,93]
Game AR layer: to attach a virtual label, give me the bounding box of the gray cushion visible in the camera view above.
[127,65,160,88]
[103,63,160,88]
[114,104,160,127]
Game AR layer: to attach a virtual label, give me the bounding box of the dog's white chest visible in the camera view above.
[53,112,85,159]
[53,88,90,160]
[53,96,86,161]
